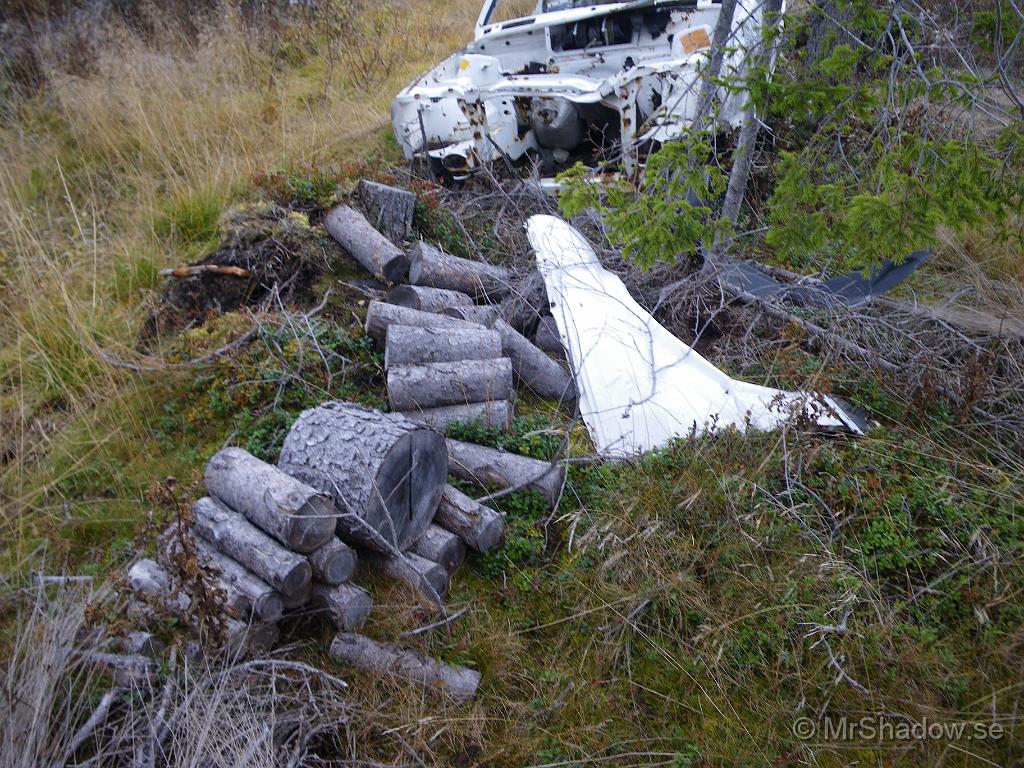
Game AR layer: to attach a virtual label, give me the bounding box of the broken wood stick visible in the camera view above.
[279,401,448,552]
[386,284,472,313]
[384,324,502,369]
[191,497,312,597]
[311,582,373,631]
[366,551,449,604]
[364,301,486,347]
[408,241,512,301]
[357,179,415,244]
[159,265,250,279]
[308,537,358,585]
[205,447,336,553]
[434,484,505,553]
[411,524,466,573]
[492,318,575,402]
[398,400,512,431]
[329,632,481,702]
[446,438,565,508]
[324,204,411,283]
[387,358,514,411]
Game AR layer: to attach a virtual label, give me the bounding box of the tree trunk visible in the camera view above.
[364,301,487,347]
[387,358,514,410]
[433,484,505,553]
[386,285,472,313]
[398,400,512,431]
[442,305,500,325]
[384,325,502,370]
[329,633,481,702]
[357,179,415,245]
[492,319,575,402]
[324,204,411,283]
[694,0,739,125]
[204,447,336,554]
[446,438,565,508]
[408,241,513,301]
[278,402,448,553]
[191,496,312,597]
[311,582,373,631]
[410,523,466,573]
[308,537,358,585]
[499,268,548,337]
[366,551,449,604]
[533,316,563,355]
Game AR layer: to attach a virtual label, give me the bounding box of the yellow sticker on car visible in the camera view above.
[680,28,711,54]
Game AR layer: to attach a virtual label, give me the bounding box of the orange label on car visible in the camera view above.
[680,28,711,54]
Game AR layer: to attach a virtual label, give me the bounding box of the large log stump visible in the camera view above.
[357,180,415,245]
[329,633,481,702]
[408,241,512,301]
[204,447,336,554]
[398,400,512,431]
[492,319,575,402]
[324,205,410,283]
[278,402,448,552]
[384,325,502,370]
[386,285,472,313]
[191,496,312,597]
[387,358,514,411]
[434,484,505,553]
[365,301,486,347]
[446,439,565,508]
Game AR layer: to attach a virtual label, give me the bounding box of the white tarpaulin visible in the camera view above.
[527,215,863,458]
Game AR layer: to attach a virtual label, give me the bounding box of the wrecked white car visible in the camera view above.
[391,0,769,181]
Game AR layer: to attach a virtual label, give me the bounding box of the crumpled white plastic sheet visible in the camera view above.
[527,215,863,458]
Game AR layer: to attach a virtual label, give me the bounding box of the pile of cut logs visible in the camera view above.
[116,180,574,702]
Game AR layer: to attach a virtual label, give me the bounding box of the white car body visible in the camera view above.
[391,0,773,180]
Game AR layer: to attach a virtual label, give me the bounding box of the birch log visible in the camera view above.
[442,305,500,326]
[434,484,505,553]
[446,438,565,508]
[308,538,358,585]
[367,551,449,603]
[324,204,410,283]
[386,285,472,313]
[278,402,448,552]
[357,179,415,244]
[311,582,373,631]
[191,496,312,596]
[408,241,512,301]
[384,325,502,369]
[411,524,466,573]
[387,358,514,411]
[204,447,336,553]
[329,633,481,702]
[364,301,486,347]
[492,318,575,402]
[398,400,512,431]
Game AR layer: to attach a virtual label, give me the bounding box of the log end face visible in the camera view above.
[383,254,411,284]
[254,593,285,623]
[283,559,313,597]
[474,512,506,554]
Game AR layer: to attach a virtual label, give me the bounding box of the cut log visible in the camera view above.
[311,582,373,631]
[281,580,312,611]
[204,447,336,554]
[367,551,449,603]
[329,633,481,702]
[386,285,472,313]
[308,538,358,585]
[446,438,565,508]
[492,319,575,402]
[533,315,563,355]
[499,268,548,337]
[408,241,512,301]
[324,204,410,283]
[411,524,466,573]
[357,179,415,245]
[112,631,165,658]
[434,484,505,553]
[442,305,500,326]
[387,358,514,411]
[278,402,448,552]
[384,324,502,370]
[83,652,157,687]
[157,530,251,619]
[398,400,512,431]
[191,497,312,597]
[364,301,487,347]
